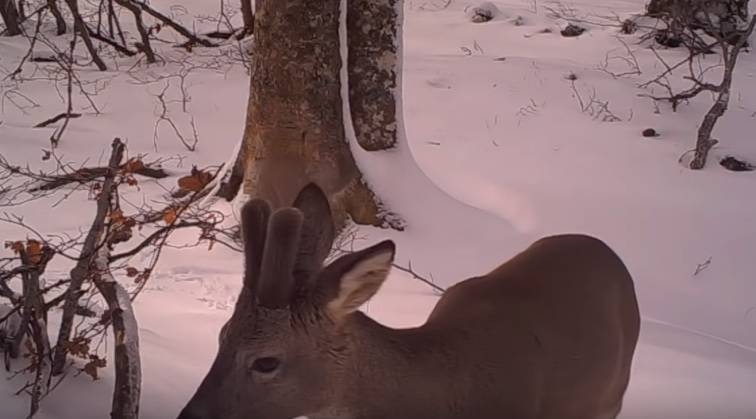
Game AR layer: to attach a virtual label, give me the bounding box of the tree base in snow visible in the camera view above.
[240,0,404,231]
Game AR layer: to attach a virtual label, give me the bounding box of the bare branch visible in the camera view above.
[117,0,216,48]
[391,261,446,294]
[51,138,125,376]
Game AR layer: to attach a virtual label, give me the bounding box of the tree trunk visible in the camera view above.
[347,0,401,151]
[64,0,108,71]
[0,0,21,36]
[114,0,156,63]
[689,14,755,169]
[48,0,67,35]
[242,0,403,229]
[240,0,254,36]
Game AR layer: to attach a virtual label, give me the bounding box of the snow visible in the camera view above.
[2,0,756,418]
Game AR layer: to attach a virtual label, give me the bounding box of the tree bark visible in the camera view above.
[242,0,401,229]
[94,248,141,419]
[347,0,401,151]
[18,248,52,418]
[0,0,21,36]
[215,142,246,201]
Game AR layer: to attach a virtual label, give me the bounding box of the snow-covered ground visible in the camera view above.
[1,0,756,418]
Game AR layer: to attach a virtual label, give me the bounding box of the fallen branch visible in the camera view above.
[34,113,82,128]
[203,30,238,39]
[29,161,168,192]
[693,257,712,276]
[93,247,141,419]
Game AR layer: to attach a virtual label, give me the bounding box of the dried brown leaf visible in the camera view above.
[82,356,107,380]
[135,268,152,284]
[26,240,43,264]
[177,166,212,192]
[122,158,145,174]
[64,337,91,359]
[163,208,178,225]
[5,241,24,254]
[110,209,125,223]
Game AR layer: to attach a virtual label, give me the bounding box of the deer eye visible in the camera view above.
[251,357,281,374]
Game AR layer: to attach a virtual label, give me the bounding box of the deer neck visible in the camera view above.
[338,312,455,419]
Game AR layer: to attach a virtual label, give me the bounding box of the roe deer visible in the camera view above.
[178,183,640,419]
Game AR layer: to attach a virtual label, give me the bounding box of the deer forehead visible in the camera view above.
[228,305,327,344]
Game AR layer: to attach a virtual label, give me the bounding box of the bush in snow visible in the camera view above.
[720,156,754,172]
[511,15,526,26]
[621,18,639,34]
[561,23,586,37]
[647,0,750,39]
[642,128,660,138]
[465,2,500,23]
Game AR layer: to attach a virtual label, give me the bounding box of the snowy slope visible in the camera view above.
[2,0,756,418]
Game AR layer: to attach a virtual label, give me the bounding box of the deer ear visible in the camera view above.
[316,241,395,321]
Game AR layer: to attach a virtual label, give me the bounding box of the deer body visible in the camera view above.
[178,185,640,419]
[330,235,639,419]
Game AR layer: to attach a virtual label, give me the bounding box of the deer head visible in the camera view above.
[177,183,395,419]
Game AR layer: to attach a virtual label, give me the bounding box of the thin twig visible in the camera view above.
[392,261,446,294]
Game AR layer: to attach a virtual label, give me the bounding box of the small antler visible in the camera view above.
[292,183,335,292]
[258,208,304,308]
[240,199,272,293]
